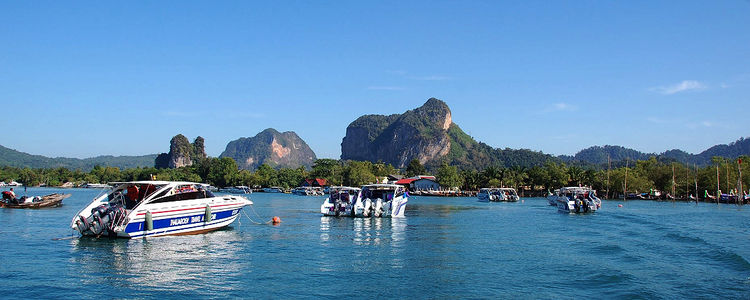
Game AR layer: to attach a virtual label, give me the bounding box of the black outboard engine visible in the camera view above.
[75,204,127,236]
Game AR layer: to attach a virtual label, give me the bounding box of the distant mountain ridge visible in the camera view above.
[220,128,317,170]
[0,144,157,171]
[561,137,750,166]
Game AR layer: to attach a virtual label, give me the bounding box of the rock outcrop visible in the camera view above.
[341,97,558,170]
[219,128,317,170]
[154,135,207,169]
[341,98,455,168]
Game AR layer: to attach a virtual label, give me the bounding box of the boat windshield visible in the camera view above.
[107,183,167,209]
[148,184,215,204]
[363,187,397,201]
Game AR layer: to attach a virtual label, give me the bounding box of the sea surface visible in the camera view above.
[1,187,750,299]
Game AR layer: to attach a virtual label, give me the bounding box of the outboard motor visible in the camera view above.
[75,214,91,233]
[74,204,127,236]
[362,199,372,217]
[372,199,384,217]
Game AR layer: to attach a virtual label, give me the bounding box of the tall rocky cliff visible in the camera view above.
[341,98,555,170]
[341,98,453,168]
[154,135,207,169]
[219,128,317,170]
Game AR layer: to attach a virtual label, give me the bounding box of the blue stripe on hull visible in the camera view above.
[124,208,242,237]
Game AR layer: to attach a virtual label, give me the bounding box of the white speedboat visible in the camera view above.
[477,188,520,202]
[320,186,361,216]
[292,186,324,196]
[262,187,284,193]
[80,183,112,189]
[547,189,559,206]
[547,187,601,213]
[71,181,252,238]
[220,186,252,194]
[352,184,408,218]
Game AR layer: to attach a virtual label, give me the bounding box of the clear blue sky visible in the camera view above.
[1,1,748,159]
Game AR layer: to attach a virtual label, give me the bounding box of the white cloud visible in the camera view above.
[652,80,707,95]
[550,102,577,112]
[686,120,714,129]
[367,86,405,91]
[410,75,451,81]
[386,70,407,76]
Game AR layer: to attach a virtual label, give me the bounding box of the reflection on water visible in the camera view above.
[318,216,408,270]
[70,229,245,292]
[3,190,750,298]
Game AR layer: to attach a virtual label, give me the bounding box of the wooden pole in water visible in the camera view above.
[606,155,611,199]
[624,158,629,201]
[726,162,731,202]
[672,163,677,202]
[727,159,732,202]
[685,165,689,201]
[694,163,698,204]
[738,158,743,205]
[716,165,720,204]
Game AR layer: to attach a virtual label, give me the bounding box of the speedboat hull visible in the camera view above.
[72,181,252,238]
[352,197,407,218]
[120,201,247,238]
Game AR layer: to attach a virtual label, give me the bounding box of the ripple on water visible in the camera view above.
[3,191,750,298]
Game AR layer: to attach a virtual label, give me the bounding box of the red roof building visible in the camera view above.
[301,178,328,187]
[395,178,418,185]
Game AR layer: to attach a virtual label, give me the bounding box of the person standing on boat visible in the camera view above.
[125,185,139,209]
[2,188,18,204]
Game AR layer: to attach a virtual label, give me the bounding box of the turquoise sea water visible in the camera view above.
[1,187,750,298]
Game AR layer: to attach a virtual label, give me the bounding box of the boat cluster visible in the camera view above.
[546,187,601,213]
[321,184,408,218]
[292,186,325,196]
[477,188,520,202]
[219,186,252,194]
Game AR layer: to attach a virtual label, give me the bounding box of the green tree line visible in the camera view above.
[2,156,748,199]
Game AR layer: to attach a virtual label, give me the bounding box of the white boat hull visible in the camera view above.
[72,181,251,239]
[119,202,247,238]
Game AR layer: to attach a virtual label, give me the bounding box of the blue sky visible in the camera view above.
[1,1,748,160]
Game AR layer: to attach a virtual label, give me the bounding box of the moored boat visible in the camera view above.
[352,184,408,218]
[71,181,252,238]
[262,187,284,193]
[477,187,520,202]
[292,186,324,196]
[80,183,112,189]
[220,186,252,194]
[547,187,601,213]
[320,186,361,216]
[0,193,71,209]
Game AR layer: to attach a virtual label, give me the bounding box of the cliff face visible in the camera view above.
[154,135,206,169]
[341,98,454,168]
[219,128,317,170]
